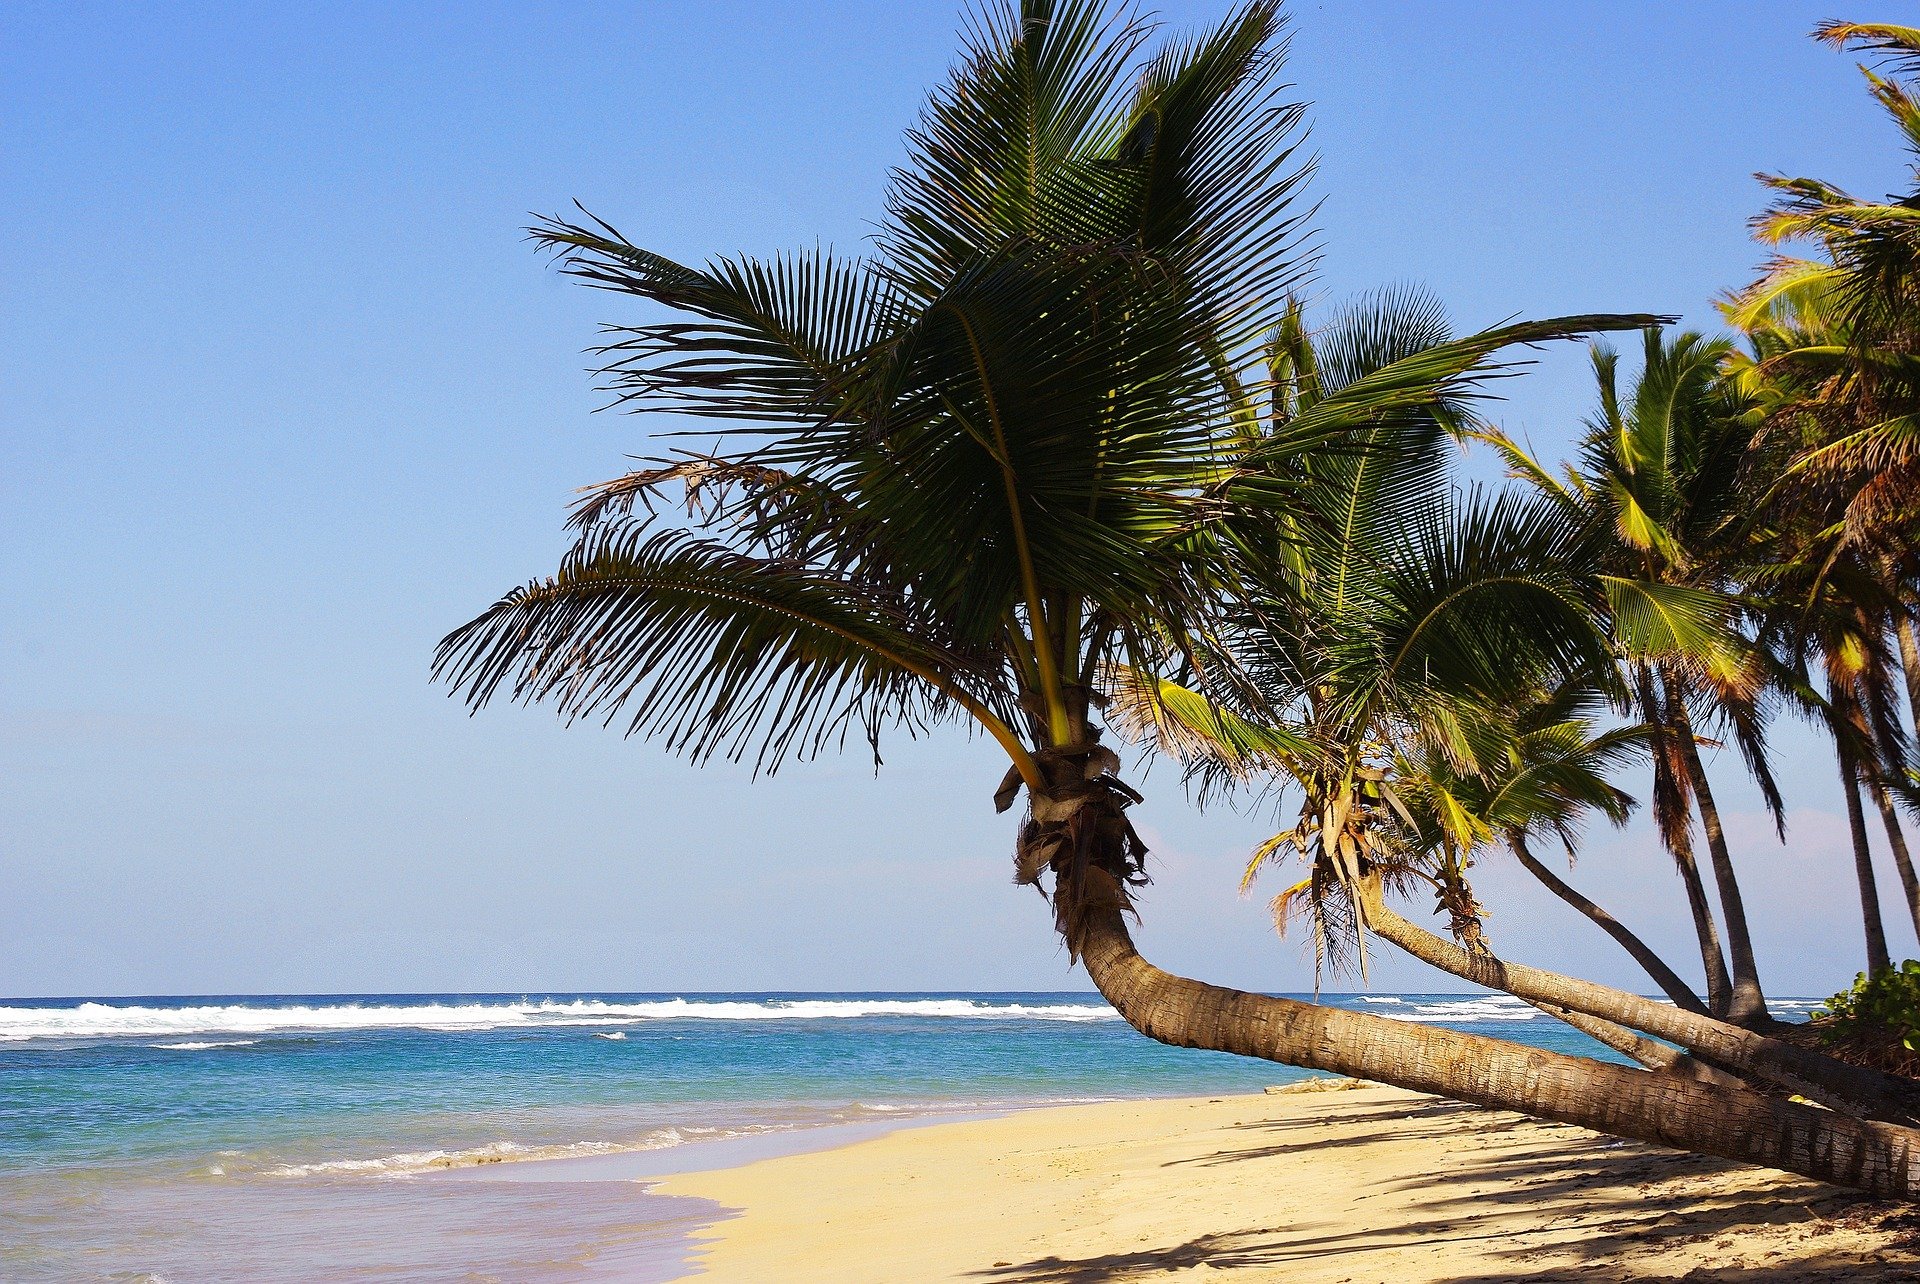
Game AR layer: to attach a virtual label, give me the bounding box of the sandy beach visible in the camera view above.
[659,1085,1920,1282]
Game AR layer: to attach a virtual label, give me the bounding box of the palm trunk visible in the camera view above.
[1896,613,1920,734]
[1670,700,1769,1025]
[1637,668,1733,1015]
[1353,881,1920,1125]
[1676,843,1735,1018]
[1841,742,1894,976]
[1862,658,1920,945]
[1510,835,1707,1015]
[1526,1000,1742,1088]
[1869,774,1920,945]
[1075,896,1920,1200]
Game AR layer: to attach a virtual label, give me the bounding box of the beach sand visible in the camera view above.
[658,1084,1920,1282]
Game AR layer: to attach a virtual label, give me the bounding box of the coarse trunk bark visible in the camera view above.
[1075,892,1920,1200]
[1525,1000,1743,1089]
[1841,743,1895,977]
[1670,700,1769,1025]
[1353,881,1920,1126]
[1869,773,1920,945]
[1510,835,1708,1016]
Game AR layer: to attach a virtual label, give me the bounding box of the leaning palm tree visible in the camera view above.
[1111,285,1622,985]
[1478,330,1782,1026]
[438,0,1920,1196]
[1353,696,1734,1082]
[1382,691,1697,1004]
[1104,339,1915,1115]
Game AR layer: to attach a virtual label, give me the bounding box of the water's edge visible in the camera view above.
[0,992,1821,1281]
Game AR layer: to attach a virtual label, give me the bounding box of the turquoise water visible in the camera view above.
[0,990,1822,1281]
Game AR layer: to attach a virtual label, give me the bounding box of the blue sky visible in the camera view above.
[3,1,1912,997]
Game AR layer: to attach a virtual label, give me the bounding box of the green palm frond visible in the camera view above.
[1358,488,1610,725]
[447,0,1328,779]
[528,225,891,427]
[1103,667,1318,797]
[1245,314,1667,474]
[435,526,1015,772]
[1601,578,1760,699]
[1720,256,1848,334]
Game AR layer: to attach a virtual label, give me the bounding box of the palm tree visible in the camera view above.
[1384,690,1701,1005]
[1723,17,1920,958]
[1372,700,1738,1084]
[1728,21,1920,557]
[1478,331,1781,1025]
[1110,285,1621,984]
[1108,441,1916,1119]
[438,0,1920,1197]
[1748,523,1918,967]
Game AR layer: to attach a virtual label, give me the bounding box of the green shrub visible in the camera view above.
[1817,960,1920,1052]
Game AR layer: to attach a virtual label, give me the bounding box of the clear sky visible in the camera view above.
[5,1,1913,998]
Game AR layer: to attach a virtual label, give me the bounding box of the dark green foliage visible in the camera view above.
[1819,961,1920,1054]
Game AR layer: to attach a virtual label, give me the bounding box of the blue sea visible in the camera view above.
[0,990,1825,1281]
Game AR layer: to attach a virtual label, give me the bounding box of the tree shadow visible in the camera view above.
[965,1094,1920,1283]
[964,1229,1309,1281]
[1160,1098,1541,1170]
[968,1202,1919,1283]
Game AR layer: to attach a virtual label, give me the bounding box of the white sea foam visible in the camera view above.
[1356,993,1837,1026]
[261,1127,749,1179]
[593,1031,627,1040]
[14,991,1811,1043]
[849,1095,1114,1114]
[0,997,1119,1042]
[1371,995,1545,1024]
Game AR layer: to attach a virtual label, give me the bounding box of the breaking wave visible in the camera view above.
[1363,995,1544,1024]
[0,997,1119,1042]
[262,1135,667,1179]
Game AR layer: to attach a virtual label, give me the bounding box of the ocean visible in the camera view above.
[0,990,1824,1281]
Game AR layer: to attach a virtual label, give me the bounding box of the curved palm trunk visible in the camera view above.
[1510,835,1708,1015]
[1352,881,1920,1125]
[1841,742,1895,975]
[1074,895,1920,1200]
[1670,701,1769,1025]
[1869,774,1920,944]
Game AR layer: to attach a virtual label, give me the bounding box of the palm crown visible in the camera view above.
[437,0,1650,949]
[438,1,1315,786]
[1107,289,1635,976]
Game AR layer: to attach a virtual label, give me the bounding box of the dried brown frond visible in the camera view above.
[569,454,793,530]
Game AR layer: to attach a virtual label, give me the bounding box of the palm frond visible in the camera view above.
[435,526,1009,772]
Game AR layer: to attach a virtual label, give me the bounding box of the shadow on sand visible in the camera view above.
[963,1096,1920,1282]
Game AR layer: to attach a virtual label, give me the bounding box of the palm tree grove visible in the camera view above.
[438,5,1920,1202]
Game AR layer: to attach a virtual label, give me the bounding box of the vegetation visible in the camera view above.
[1821,961,1920,1078]
[440,3,1920,1198]
[1823,962,1920,1052]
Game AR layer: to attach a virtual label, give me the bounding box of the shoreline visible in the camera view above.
[432,1106,1017,1184]
[647,1085,1918,1282]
